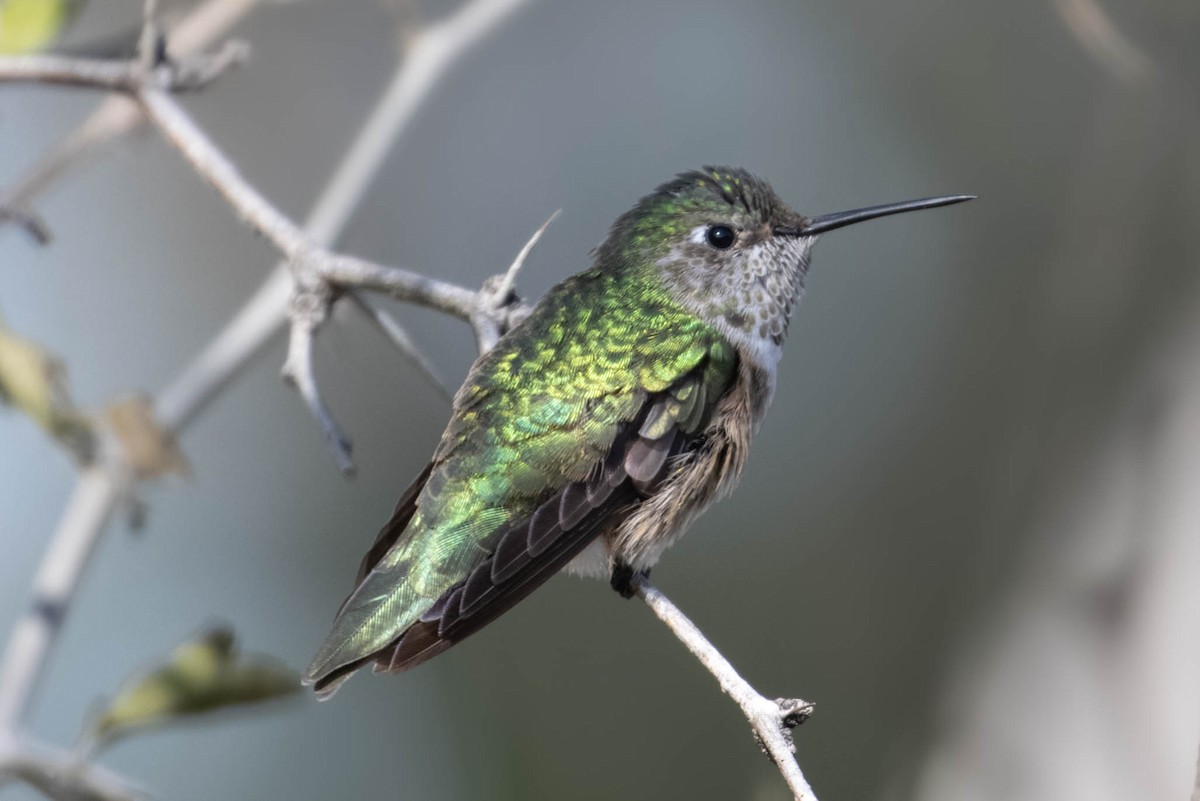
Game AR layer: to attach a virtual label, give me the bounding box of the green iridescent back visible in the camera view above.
[307,255,737,681]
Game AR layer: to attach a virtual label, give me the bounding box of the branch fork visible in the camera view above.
[754,697,814,756]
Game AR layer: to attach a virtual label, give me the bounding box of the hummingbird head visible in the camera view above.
[597,166,972,374]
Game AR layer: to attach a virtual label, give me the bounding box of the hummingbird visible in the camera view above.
[304,167,971,698]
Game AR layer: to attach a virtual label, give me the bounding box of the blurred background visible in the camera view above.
[1,0,1198,799]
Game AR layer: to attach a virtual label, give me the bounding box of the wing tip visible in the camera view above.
[303,636,373,701]
[304,656,367,701]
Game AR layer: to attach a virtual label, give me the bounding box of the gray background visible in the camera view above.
[2,0,1196,799]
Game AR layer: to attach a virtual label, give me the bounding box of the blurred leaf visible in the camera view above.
[89,626,300,748]
[0,0,85,54]
[105,395,190,480]
[0,314,95,459]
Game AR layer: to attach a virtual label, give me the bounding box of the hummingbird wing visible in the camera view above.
[304,271,737,697]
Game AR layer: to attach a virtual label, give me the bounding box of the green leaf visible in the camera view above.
[0,314,94,459]
[89,626,300,748]
[0,0,85,54]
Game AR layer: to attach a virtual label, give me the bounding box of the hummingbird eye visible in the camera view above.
[705,224,736,250]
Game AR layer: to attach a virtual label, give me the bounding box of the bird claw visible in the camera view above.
[610,562,650,599]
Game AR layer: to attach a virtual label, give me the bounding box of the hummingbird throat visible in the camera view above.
[660,232,812,380]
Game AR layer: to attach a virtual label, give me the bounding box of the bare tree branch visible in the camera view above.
[0,42,248,93]
[0,0,267,231]
[283,286,356,474]
[635,579,818,801]
[0,459,129,730]
[1052,0,1155,84]
[0,203,51,246]
[0,733,144,801]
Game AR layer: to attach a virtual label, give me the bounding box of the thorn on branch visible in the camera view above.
[779,698,815,730]
[139,0,163,74]
[164,40,250,92]
[754,698,815,757]
[283,287,355,476]
[124,493,149,533]
[495,208,559,304]
[470,210,559,354]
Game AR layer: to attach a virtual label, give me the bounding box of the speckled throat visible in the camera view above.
[660,232,811,378]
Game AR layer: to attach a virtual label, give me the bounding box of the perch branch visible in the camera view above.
[635,578,818,801]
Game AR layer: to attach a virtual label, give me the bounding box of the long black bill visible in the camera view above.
[775,194,975,237]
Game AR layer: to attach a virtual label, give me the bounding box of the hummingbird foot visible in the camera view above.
[610,561,650,599]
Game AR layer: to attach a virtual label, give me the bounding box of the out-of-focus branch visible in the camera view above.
[913,75,1200,800]
[0,459,128,730]
[635,579,818,801]
[0,0,267,233]
[1052,0,1155,84]
[0,40,248,92]
[0,733,144,801]
[0,204,51,245]
[915,315,1200,801]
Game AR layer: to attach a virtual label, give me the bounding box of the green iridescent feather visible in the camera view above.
[305,260,736,684]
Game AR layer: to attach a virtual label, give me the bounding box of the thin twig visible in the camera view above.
[139,0,162,73]
[135,88,310,260]
[0,457,130,730]
[635,578,819,801]
[0,0,267,230]
[320,255,487,320]
[0,203,52,245]
[135,84,494,318]
[1052,0,1155,84]
[0,733,144,801]
[283,287,355,474]
[0,43,248,93]
[346,292,452,402]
